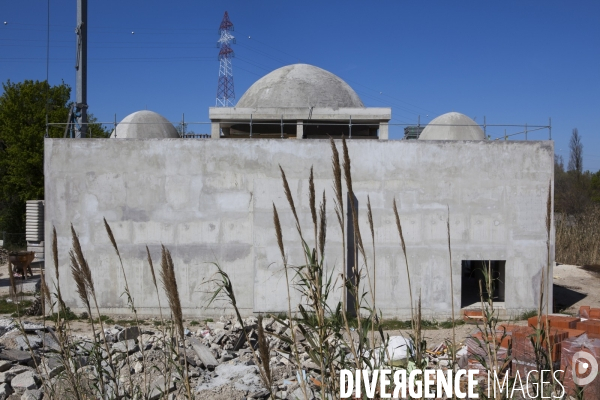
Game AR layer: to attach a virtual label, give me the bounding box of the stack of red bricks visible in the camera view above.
[576,305,600,338]
[465,330,511,374]
[527,314,579,330]
[462,309,485,324]
[504,315,585,376]
[576,320,600,337]
[511,326,569,376]
[560,335,600,399]
[464,309,600,379]
[578,306,600,319]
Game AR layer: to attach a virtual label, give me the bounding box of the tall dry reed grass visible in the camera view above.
[25,225,197,399]
[555,204,600,266]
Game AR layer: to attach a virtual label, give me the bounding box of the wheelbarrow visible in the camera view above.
[8,251,35,280]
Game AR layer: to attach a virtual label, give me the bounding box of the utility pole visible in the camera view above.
[75,0,88,137]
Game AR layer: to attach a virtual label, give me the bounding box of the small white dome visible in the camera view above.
[419,112,485,140]
[110,110,179,139]
[236,64,364,109]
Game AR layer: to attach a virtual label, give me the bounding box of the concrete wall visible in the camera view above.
[44,138,554,319]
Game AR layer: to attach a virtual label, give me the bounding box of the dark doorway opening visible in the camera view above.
[461,260,506,308]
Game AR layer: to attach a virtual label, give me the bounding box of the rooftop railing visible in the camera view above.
[46,118,553,141]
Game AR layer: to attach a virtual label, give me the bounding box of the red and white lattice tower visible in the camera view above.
[215,11,235,107]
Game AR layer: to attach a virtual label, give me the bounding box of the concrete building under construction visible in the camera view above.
[44,63,554,319]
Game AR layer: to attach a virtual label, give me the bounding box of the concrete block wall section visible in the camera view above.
[44,138,554,319]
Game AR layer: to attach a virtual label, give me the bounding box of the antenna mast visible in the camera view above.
[65,0,88,138]
[215,11,235,107]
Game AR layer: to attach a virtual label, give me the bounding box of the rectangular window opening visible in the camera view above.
[461,260,506,309]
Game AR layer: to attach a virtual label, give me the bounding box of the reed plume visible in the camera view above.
[52,226,59,281]
[273,203,308,400]
[279,165,302,238]
[539,181,552,319]
[104,218,135,313]
[69,240,107,398]
[159,245,192,398]
[318,191,327,260]
[329,138,345,312]
[40,269,52,312]
[104,218,148,393]
[544,181,556,390]
[330,138,344,231]
[146,246,165,322]
[69,251,91,316]
[393,198,414,325]
[273,203,285,261]
[70,225,94,298]
[146,245,171,396]
[70,225,117,395]
[367,196,375,295]
[342,138,366,261]
[52,227,66,314]
[309,166,318,253]
[546,180,552,236]
[257,315,272,389]
[147,246,158,293]
[329,138,360,364]
[51,226,84,399]
[367,196,376,349]
[160,246,184,339]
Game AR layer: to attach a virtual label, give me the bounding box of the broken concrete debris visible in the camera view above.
[0,315,319,399]
[4,309,599,399]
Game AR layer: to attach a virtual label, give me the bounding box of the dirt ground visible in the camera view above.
[0,257,41,300]
[1,259,599,348]
[553,262,600,312]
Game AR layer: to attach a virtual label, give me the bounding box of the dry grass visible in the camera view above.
[318,191,326,260]
[392,198,414,325]
[23,225,201,399]
[159,245,192,398]
[556,204,600,266]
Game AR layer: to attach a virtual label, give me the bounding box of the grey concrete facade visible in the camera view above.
[44,138,554,319]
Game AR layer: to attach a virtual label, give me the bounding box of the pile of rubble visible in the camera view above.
[0,318,53,400]
[0,315,334,399]
[21,310,600,399]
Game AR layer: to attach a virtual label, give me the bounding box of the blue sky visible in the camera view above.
[2,1,599,171]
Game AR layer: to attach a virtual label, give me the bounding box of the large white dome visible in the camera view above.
[110,110,179,139]
[236,64,364,109]
[419,112,485,140]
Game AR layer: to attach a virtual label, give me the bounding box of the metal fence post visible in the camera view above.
[349,115,352,139]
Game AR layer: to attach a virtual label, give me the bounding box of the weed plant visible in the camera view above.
[556,204,600,266]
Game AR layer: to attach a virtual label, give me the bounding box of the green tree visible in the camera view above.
[567,128,583,174]
[0,79,108,238]
[87,113,111,138]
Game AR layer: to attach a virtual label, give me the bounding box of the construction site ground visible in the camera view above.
[0,260,599,346]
